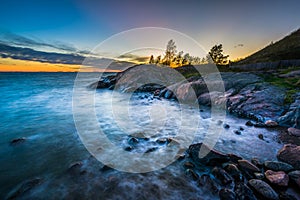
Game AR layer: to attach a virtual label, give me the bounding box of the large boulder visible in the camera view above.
[264,161,294,172]
[277,144,300,169]
[264,170,289,187]
[248,179,278,200]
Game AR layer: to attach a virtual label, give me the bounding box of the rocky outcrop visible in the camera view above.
[91,64,299,128]
[277,92,300,129]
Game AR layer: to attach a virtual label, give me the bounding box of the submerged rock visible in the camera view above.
[198,174,219,194]
[246,120,254,126]
[185,169,199,181]
[6,178,42,200]
[264,161,294,172]
[264,170,289,187]
[248,179,278,200]
[10,137,26,145]
[277,144,300,169]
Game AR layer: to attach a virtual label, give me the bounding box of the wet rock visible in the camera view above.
[156,138,168,144]
[278,193,298,200]
[224,163,243,181]
[277,144,300,169]
[258,134,264,140]
[145,147,158,153]
[211,167,233,186]
[187,143,230,166]
[246,120,254,126]
[198,174,219,194]
[6,178,42,200]
[223,124,230,129]
[288,127,300,137]
[239,126,245,131]
[219,188,236,200]
[254,122,266,128]
[251,158,263,168]
[288,170,300,188]
[234,130,242,135]
[235,182,257,200]
[185,169,199,181]
[265,170,289,187]
[10,137,26,145]
[254,172,264,179]
[265,120,278,127]
[68,161,83,171]
[238,160,261,173]
[101,165,113,171]
[124,146,133,151]
[264,161,294,172]
[228,154,243,163]
[127,137,139,145]
[183,162,195,168]
[248,179,279,200]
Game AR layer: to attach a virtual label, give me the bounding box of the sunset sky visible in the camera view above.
[0,0,299,71]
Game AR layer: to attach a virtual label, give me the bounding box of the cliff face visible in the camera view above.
[236,29,300,64]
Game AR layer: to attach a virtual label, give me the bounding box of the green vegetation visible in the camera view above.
[261,72,299,104]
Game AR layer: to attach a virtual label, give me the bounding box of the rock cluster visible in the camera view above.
[183,143,299,200]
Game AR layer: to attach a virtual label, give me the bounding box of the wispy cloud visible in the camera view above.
[0,31,81,53]
[118,53,149,63]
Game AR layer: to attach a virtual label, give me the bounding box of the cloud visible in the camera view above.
[0,31,79,53]
[0,43,136,71]
[118,53,149,63]
[234,44,244,48]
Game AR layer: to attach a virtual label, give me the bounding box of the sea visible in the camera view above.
[0,72,284,199]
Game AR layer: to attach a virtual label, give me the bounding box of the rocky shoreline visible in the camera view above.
[7,64,300,199]
[91,64,299,129]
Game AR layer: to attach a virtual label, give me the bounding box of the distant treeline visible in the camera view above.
[148,39,229,67]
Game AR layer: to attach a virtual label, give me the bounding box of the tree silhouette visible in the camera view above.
[208,44,229,65]
[155,55,161,64]
[163,39,177,66]
[149,55,154,64]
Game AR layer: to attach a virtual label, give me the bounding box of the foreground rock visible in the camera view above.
[248,179,279,200]
[264,161,294,172]
[187,143,229,166]
[264,170,289,187]
[277,144,300,169]
[288,127,300,137]
[288,170,300,189]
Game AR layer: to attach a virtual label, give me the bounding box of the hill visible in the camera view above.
[235,28,300,65]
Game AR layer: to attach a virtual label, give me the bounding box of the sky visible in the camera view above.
[0,0,299,71]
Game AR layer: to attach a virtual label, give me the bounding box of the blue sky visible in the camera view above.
[0,0,299,59]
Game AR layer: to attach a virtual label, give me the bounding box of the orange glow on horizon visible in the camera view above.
[0,58,121,72]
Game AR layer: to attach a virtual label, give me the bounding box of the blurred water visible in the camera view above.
[0,72,283,199]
